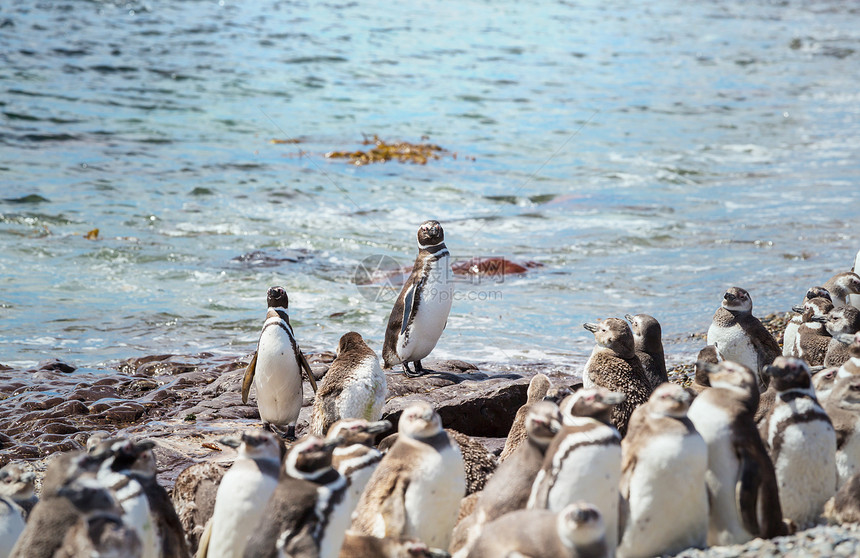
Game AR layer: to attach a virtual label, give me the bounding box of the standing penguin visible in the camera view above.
[326,418,391,517]
[824,272,860,309]
[624,314,668,390]
[794,296,834,366]
[382,220,454,377]
[451,401,562,558]
[350,401,466,550]
[823,375,860,487]
[582,318,653,436]
[243,435,350,558]
[310,332,387,437]
[707,287,781,389]
[467,502,608,558]
[617,383,708,558]
[758,357,837,527]
[242,286,318,439]
[499,373,551,461]
[198,430,281,558]
[529,388,625,557]
[824,306,860,367]
[784,287,832,357]
[687,360,786,546]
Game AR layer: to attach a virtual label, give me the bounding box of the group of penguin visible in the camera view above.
[2,220,860,558]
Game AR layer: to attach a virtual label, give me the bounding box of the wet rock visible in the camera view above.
[45,400,88,418]
[35,359,76,373]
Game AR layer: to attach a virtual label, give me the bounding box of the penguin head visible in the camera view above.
[327,418,392,447]
[801,297,833,323]
[0,463,36,500]
[721,287,752,314]
[648,383,693,418]
[831,375,860,411]
[624,313,662,346]
[336,331,368,356]
[694,345,720,387]
[221,430,281,462]
[284,435,337,480]
[812,367,838,395]
[834,272,860,296]
[266,286,289,309]
[558,502,605,549]
[697,360,758,406]
[417,220,445,248]
[763,357,812,393]
[398,401,443,440]
[561,388,626,426]
[583,318,635,357]
[525,401,563,446]
[826,306,860,337]
[57,479,120,516]
[805,286,832,303]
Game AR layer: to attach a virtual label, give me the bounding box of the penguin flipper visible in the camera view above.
[298,350,318,393]
[736,445,762,537]
[241,351,258,404]
[195,519,212,558]
[400,283,416,336]
[380,476,410,538]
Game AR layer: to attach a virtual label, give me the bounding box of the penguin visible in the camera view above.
[197,430,281,558]
[624,313,668,389]
[617,383,708,558]
[824,306,860,367]
[94,438,189,558]
[450,401,562,558]
[794,296,835,366]
[823,375,860,488]
[338,534,447,558]
[784,287,832,357]
[350,401,466,550]
[243,435,350,558]
[824,271,860,309]
[706,286,781,389]
[499,373,551,462]
[382,220,454,377]
[310,332,387,437]
[53,480,143,558]
[686,360,786,546]
[466,502,608,558]
[836,331,860,378]
[0,463,37,518]
[241,286,318,439]
[813,366,839,404]
[689,345,720,395]
[758,357,837,527]
[582,318,653,436]
[326,418,391,518]
[528,388,625,557]
[824,472,860,524]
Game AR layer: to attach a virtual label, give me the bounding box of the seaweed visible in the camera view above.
[325,134,447,166]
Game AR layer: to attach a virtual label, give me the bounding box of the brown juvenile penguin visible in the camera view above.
[582,318,652,436]
[824,272,860,309]
[794,296,835,366]
[625,313,668,389]
[499,373,551,461]
[824,375,860,488]
[784,286,833,357]
[825,307,860,367]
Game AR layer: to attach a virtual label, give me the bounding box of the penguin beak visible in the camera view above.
[835,332,857,345]
[583,323,599,333]
[365,420,393,434]
[548,417,562,434]
[724,292,735,302]
[134,440,156,453]
[791,305,805,313]
[811,315,828,324]
[219,436,242,449]
[624,314,635,323]
[602,391,627,406]
[323,435,346,451]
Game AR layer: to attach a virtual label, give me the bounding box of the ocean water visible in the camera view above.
[1,0,858,369]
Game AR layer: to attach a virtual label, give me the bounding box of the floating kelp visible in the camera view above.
[325,135,446,166]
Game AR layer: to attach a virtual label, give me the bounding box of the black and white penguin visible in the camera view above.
[242,286,318,439]
[824,271,860,309]
[350,401,465,550]
[0,463,36,518]
[823,375,860,488]
[784,287,832,357]
[824,306,860,367]
[197,430,281,558]
[451,401,562,558]
[618,383,708,558]
[794,296,835,366]
[625,313,668,389]
[758,357,837,527]
[582,318,653,436]
[466,502,608,558]
[310,332,387,437]
[529,388,624,556]
[499,373,551,461]
[687,360,786,545]
[326,418,391,518]
[706,287,781,389]
[382,220,453,377]
[243,435,350,558]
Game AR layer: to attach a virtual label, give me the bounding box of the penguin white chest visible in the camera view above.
[403,444,465,549]
[255,325,303,426]
[707,323,757,371]
[398,255,453,362]
[113,479,159,558]
[783,319,801,357]
[335,357,387,423]
[0,499,26,558]
[768,401,837,526]
[314,481,351,558]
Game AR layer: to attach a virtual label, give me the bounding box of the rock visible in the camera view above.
[172,461,229,553]
[35,359,76,373]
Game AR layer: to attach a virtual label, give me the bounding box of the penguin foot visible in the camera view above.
[403,361,424,378]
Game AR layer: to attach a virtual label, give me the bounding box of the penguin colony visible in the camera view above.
[4,229,860,558]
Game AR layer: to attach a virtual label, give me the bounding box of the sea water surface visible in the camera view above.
[1,0,859,369]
